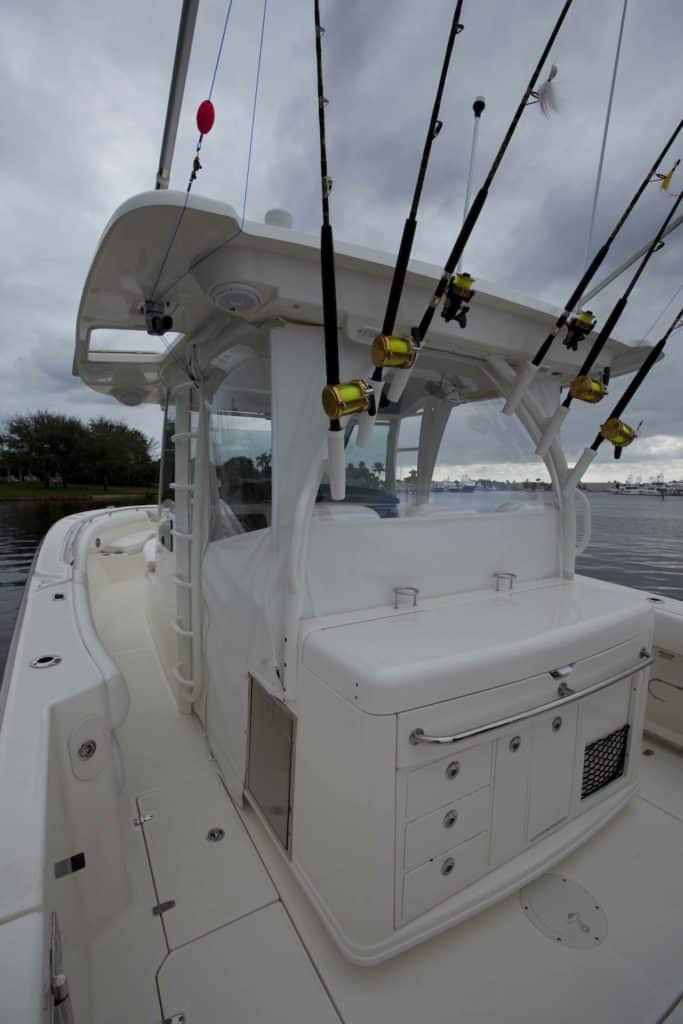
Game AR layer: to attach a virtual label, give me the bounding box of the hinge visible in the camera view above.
[153,899,176,916]
[162,1014,186,1024]
[131,813,154,828]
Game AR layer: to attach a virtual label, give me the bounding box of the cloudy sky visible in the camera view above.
[2,0,682,481]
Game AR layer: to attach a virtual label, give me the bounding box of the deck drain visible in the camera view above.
[520,874,608,949]
[30,655,62,669]
[206,827,225,842]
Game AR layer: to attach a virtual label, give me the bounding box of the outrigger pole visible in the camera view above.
[504,119,683,416]
[356,1,465,447]
[564,303,683,491]
[535,187,683,456]
[384,0,575,405]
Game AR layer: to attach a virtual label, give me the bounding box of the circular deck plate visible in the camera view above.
[520,874,608,949]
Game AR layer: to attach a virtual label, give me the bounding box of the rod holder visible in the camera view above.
[387,367,413,403]
[564,446,596,493]
[503,360,538,415]
[536,403,569,456]
[327,428,346,501]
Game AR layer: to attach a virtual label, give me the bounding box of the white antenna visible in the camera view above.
[457,97,486,273]
[583,0,629,269]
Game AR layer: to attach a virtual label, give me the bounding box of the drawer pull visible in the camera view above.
[441,857,455,876]
[409,653,653,746]
[443,809,458,828]
[445,760,460,780]
[509,735,522,752]
[552,716,562,731]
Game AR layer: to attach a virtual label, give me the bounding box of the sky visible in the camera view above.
[1,0,682,482]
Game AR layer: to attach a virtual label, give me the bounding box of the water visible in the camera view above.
[575,491,683,600]
[1,492,683,681]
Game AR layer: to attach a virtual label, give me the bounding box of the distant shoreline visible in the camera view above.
[0,485,155,503]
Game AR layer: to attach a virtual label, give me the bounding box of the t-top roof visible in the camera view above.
[74,190,653,405]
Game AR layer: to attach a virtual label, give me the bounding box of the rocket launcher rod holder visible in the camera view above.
[358,0,465,449]
[564,304,683,492]
[536,187,683,457]
[314,1,351,499]
[503,118,683,417]
[400,0,574,407]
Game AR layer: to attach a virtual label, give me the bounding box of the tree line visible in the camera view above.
[0,411,158,487]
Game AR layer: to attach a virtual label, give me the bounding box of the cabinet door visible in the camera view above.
[490,727,532,867]
[527,706,578,841]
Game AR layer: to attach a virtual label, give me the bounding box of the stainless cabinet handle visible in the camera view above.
[409,653,653,746]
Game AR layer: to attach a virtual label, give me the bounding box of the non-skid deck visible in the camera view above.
[88,556,683,1024]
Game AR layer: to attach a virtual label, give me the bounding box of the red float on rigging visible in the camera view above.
[196,99,215,136]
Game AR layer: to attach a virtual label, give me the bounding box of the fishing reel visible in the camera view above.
[144,300,174,336]
[322,379,371,420]
[600,417,639,459]
[569,366,610,404]
[563,309,596,351]
[441,273,475,329]
[371,334,416,370]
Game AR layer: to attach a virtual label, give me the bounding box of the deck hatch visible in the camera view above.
[581,724,629,799]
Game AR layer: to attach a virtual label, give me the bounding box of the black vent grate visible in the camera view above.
[581,724,630,800]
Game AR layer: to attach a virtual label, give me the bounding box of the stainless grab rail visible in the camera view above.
[409,650,653,746]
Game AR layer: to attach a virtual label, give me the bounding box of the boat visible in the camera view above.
[2,3,683,1022]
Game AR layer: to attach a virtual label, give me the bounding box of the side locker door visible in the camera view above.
[527,706,578,841]
[490,725,532,867]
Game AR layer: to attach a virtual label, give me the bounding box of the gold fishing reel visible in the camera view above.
[322,379,371,419]
[600,417,637,459]
[441,272,475,328]
[371,334,416,370]
[569,374,607,404]
[563,309,596,351]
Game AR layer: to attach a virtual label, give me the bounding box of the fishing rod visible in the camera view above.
[356,1,465,446]
[535,186,683,457]
[314,0,367,500]
[384,0,574,405]
[503,119,683,416]
[564,303,683,491]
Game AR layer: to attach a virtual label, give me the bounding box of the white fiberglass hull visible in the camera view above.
[1,506,682,1023]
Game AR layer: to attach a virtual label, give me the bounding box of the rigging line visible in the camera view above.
[240,0,268,225]
[208,0,235,101]
[149,0,236,302]
[583,0,628,270]
[643,280,683,339]
[156,0,269,306]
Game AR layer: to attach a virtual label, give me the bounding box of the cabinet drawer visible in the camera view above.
[402,830,489,923]
[405,743,492,820]
[404,786,490,870]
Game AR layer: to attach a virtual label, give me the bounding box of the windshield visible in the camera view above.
[318,396,552,519]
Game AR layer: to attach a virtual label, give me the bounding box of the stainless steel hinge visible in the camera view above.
[132,813,154,828]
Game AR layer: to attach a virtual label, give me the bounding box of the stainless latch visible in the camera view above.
[132,813,154,828]
[550,664,574,679]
